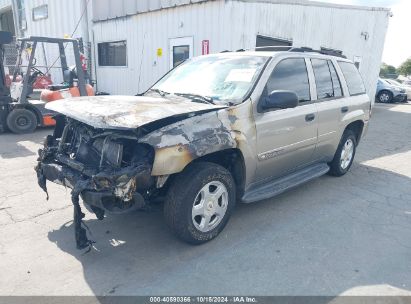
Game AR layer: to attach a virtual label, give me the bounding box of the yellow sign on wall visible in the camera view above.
[157,48,163,57]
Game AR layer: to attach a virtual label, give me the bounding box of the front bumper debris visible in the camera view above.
[35,119,154,250]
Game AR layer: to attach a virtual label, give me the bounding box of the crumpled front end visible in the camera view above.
[35,116,154,249]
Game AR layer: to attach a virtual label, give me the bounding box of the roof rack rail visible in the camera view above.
[223,46,347,58]
[289,47,347,58]
[254,45,346,58]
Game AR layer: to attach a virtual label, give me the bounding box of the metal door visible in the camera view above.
[169,37,193,69]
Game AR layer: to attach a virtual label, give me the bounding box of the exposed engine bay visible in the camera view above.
[35,116,155,249]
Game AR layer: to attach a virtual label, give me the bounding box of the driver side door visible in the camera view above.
[254,57,318,182]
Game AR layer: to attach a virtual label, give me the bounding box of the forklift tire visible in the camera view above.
[6,109,37,134]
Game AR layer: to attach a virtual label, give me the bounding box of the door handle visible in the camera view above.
[341,106,349,113]
[305,113,315,122]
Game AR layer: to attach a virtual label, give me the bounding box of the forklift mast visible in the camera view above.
[13,36,88,104]
[0,31,13,96]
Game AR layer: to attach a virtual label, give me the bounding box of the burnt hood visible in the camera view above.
[46,95,227,130]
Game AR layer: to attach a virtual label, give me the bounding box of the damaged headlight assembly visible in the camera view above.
[35,117,155,250]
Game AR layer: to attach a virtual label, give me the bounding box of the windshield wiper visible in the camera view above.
[174,93,214,104]
[147,88,169,97]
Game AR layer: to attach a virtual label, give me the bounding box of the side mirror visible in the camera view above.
[262,90,299,111]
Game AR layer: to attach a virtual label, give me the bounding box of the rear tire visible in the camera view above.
[6,109,37,134]
[328,130,357,177]
[164,162,236,244]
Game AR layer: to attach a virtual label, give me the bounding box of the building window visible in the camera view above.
[32,4,48,21]
[256,35,292,51]
[16,0,26,30]
[172,45,189,68]
[0,9,15,35]
[98,41,127,67]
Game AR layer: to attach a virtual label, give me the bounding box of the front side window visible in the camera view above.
[311,59,342,99]
[32,4,48,21]
[98,41,127,67]
[152,55,268,104]
[264,58,311,102]
[338,61,366,96]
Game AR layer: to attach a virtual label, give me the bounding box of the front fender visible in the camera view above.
[139,110,237,175]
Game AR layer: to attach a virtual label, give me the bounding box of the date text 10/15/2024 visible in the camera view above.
[149,297,257,303]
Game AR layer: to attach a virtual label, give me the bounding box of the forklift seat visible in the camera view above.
[48,84,71,91]
[40,84,94,102]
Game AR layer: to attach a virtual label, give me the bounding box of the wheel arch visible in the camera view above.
[345,120,364,144]
[192,148,246,199]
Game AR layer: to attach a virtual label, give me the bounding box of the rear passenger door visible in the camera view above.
[254,57,318,182]
[310,58,345,161]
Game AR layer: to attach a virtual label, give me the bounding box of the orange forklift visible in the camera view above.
[0,33,93,134]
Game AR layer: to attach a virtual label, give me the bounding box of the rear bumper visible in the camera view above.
[37,161,149,214]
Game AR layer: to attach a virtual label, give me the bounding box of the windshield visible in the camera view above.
[387,79,402,86]
[151,55,269,104]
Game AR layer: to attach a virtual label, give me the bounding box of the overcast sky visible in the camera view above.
[316,0,409,67]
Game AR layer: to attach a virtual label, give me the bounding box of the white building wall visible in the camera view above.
[92,0,390,101]
[22,0,86,39]
[0,0,11,11]
[18,0,91,82]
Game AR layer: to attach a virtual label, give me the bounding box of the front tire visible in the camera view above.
[6,108,37,134]
[164,162,236,244]
[328,130,357,177]
[377,91,393,103]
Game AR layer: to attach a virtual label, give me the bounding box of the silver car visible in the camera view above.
[36,49,371,249]
[384,79,411,100]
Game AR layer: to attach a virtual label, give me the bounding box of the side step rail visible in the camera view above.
[242,163,330,204]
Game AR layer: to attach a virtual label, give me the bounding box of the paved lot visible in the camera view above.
[1,103,411,296]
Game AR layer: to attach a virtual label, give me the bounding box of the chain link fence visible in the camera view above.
[2,39,18,76]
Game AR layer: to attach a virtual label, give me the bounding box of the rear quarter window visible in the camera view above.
[338,61,366,96]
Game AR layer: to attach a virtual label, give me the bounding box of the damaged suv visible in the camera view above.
[36,48,370,249]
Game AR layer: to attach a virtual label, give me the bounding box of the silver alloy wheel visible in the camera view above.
[340,138,354,170]
[192,181,228,233]
[379,92,390,103]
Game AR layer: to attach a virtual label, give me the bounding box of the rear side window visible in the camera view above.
[329,61,343,98]
[338,61,366,96]
[265,58,311,102]
[311,59,342,99]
